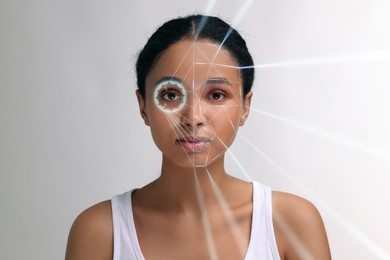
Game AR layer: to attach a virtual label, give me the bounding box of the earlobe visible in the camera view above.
[239,91,253,126]
[136,90,150,126]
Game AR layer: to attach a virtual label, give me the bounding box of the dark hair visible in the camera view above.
[136,15,255,99]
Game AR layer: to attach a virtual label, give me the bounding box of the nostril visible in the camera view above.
[181,115,206,128]
[180,101,207,127]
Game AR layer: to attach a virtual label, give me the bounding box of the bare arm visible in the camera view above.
[65,200,113,260]
[273,192,331,260]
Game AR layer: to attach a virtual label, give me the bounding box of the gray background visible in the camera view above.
[1,0,390,259]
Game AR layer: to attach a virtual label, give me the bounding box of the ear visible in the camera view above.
[136,90,150,126]
[239,91,253,126]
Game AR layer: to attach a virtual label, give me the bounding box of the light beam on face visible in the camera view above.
[210,0,254,66]
[194,0,217,40]
[202,125,253,181]
[206,169,247,257]
[253,50,390,68]
[249,107,390,162]
[201,49,390,70]
[149,9,390,259]
[194,171,218,260]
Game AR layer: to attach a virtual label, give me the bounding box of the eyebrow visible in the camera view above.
[205,77,232,86]
[155,76,233,88]
[155,76,183,86]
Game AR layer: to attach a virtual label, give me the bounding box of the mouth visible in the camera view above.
[177,136,212,152]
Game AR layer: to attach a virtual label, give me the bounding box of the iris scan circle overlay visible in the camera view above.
[153,80,187,113]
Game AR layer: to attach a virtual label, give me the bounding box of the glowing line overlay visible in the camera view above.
[198,49,390,70]
[250,107,390,162]
[144,2,390,258]
[153,79,187,113]
[238,133,390,259]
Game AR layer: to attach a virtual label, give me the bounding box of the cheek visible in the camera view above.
[209,105,243,126]
[208,109,241,150]
[148,110,182,140]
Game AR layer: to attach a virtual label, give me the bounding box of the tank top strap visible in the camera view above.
[111,190,144,260]
[244,181,281,260]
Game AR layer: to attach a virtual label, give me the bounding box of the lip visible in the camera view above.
[177,136,212,152]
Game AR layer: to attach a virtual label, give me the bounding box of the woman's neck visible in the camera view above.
[141,154,236,213]
[161,153,227,182]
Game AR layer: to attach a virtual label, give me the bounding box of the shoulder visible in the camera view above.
[65,200,113,260]
[272,191,331,260]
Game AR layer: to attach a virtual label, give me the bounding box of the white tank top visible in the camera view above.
[111,181,280,260]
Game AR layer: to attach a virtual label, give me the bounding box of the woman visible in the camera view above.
[65,15,331,260]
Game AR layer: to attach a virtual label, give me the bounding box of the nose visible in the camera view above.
[180,94,206,128]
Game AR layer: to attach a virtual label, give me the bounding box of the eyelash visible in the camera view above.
[160,89,228,102]
[161,89,183,101]
[208,90,227,101]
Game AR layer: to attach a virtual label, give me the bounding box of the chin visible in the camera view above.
[172,152,223,169]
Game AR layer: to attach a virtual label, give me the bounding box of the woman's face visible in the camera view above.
[137,39,252,168]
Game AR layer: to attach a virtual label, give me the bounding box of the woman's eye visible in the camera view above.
[162,91,182,101]
[209,91,226,101]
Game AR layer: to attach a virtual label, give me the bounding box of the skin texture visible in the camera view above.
[65,39,331,260]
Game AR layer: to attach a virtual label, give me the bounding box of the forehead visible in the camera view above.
[146,39,240,87]
[160,39,236,64]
